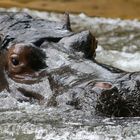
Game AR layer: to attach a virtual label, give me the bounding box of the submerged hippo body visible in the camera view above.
[0,12,140,117]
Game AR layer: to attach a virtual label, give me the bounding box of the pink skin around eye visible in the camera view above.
[95,82,112,89]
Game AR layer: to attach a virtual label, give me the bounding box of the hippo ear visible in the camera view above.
[62,12,71,31]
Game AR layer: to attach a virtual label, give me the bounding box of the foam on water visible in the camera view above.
[96,46,140,72]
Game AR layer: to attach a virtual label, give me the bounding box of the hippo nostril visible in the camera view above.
[11,58,19,66]
[95,82,112,89]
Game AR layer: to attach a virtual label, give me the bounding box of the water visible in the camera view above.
[0,8,140,140]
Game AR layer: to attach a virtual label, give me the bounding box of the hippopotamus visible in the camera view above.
[0,11,140,117]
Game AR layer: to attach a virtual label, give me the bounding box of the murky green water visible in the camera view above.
[1,8,140,140]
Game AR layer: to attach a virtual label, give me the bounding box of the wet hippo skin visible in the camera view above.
[0,12,139,117]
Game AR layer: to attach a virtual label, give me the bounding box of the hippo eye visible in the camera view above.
[11,58,19,66]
